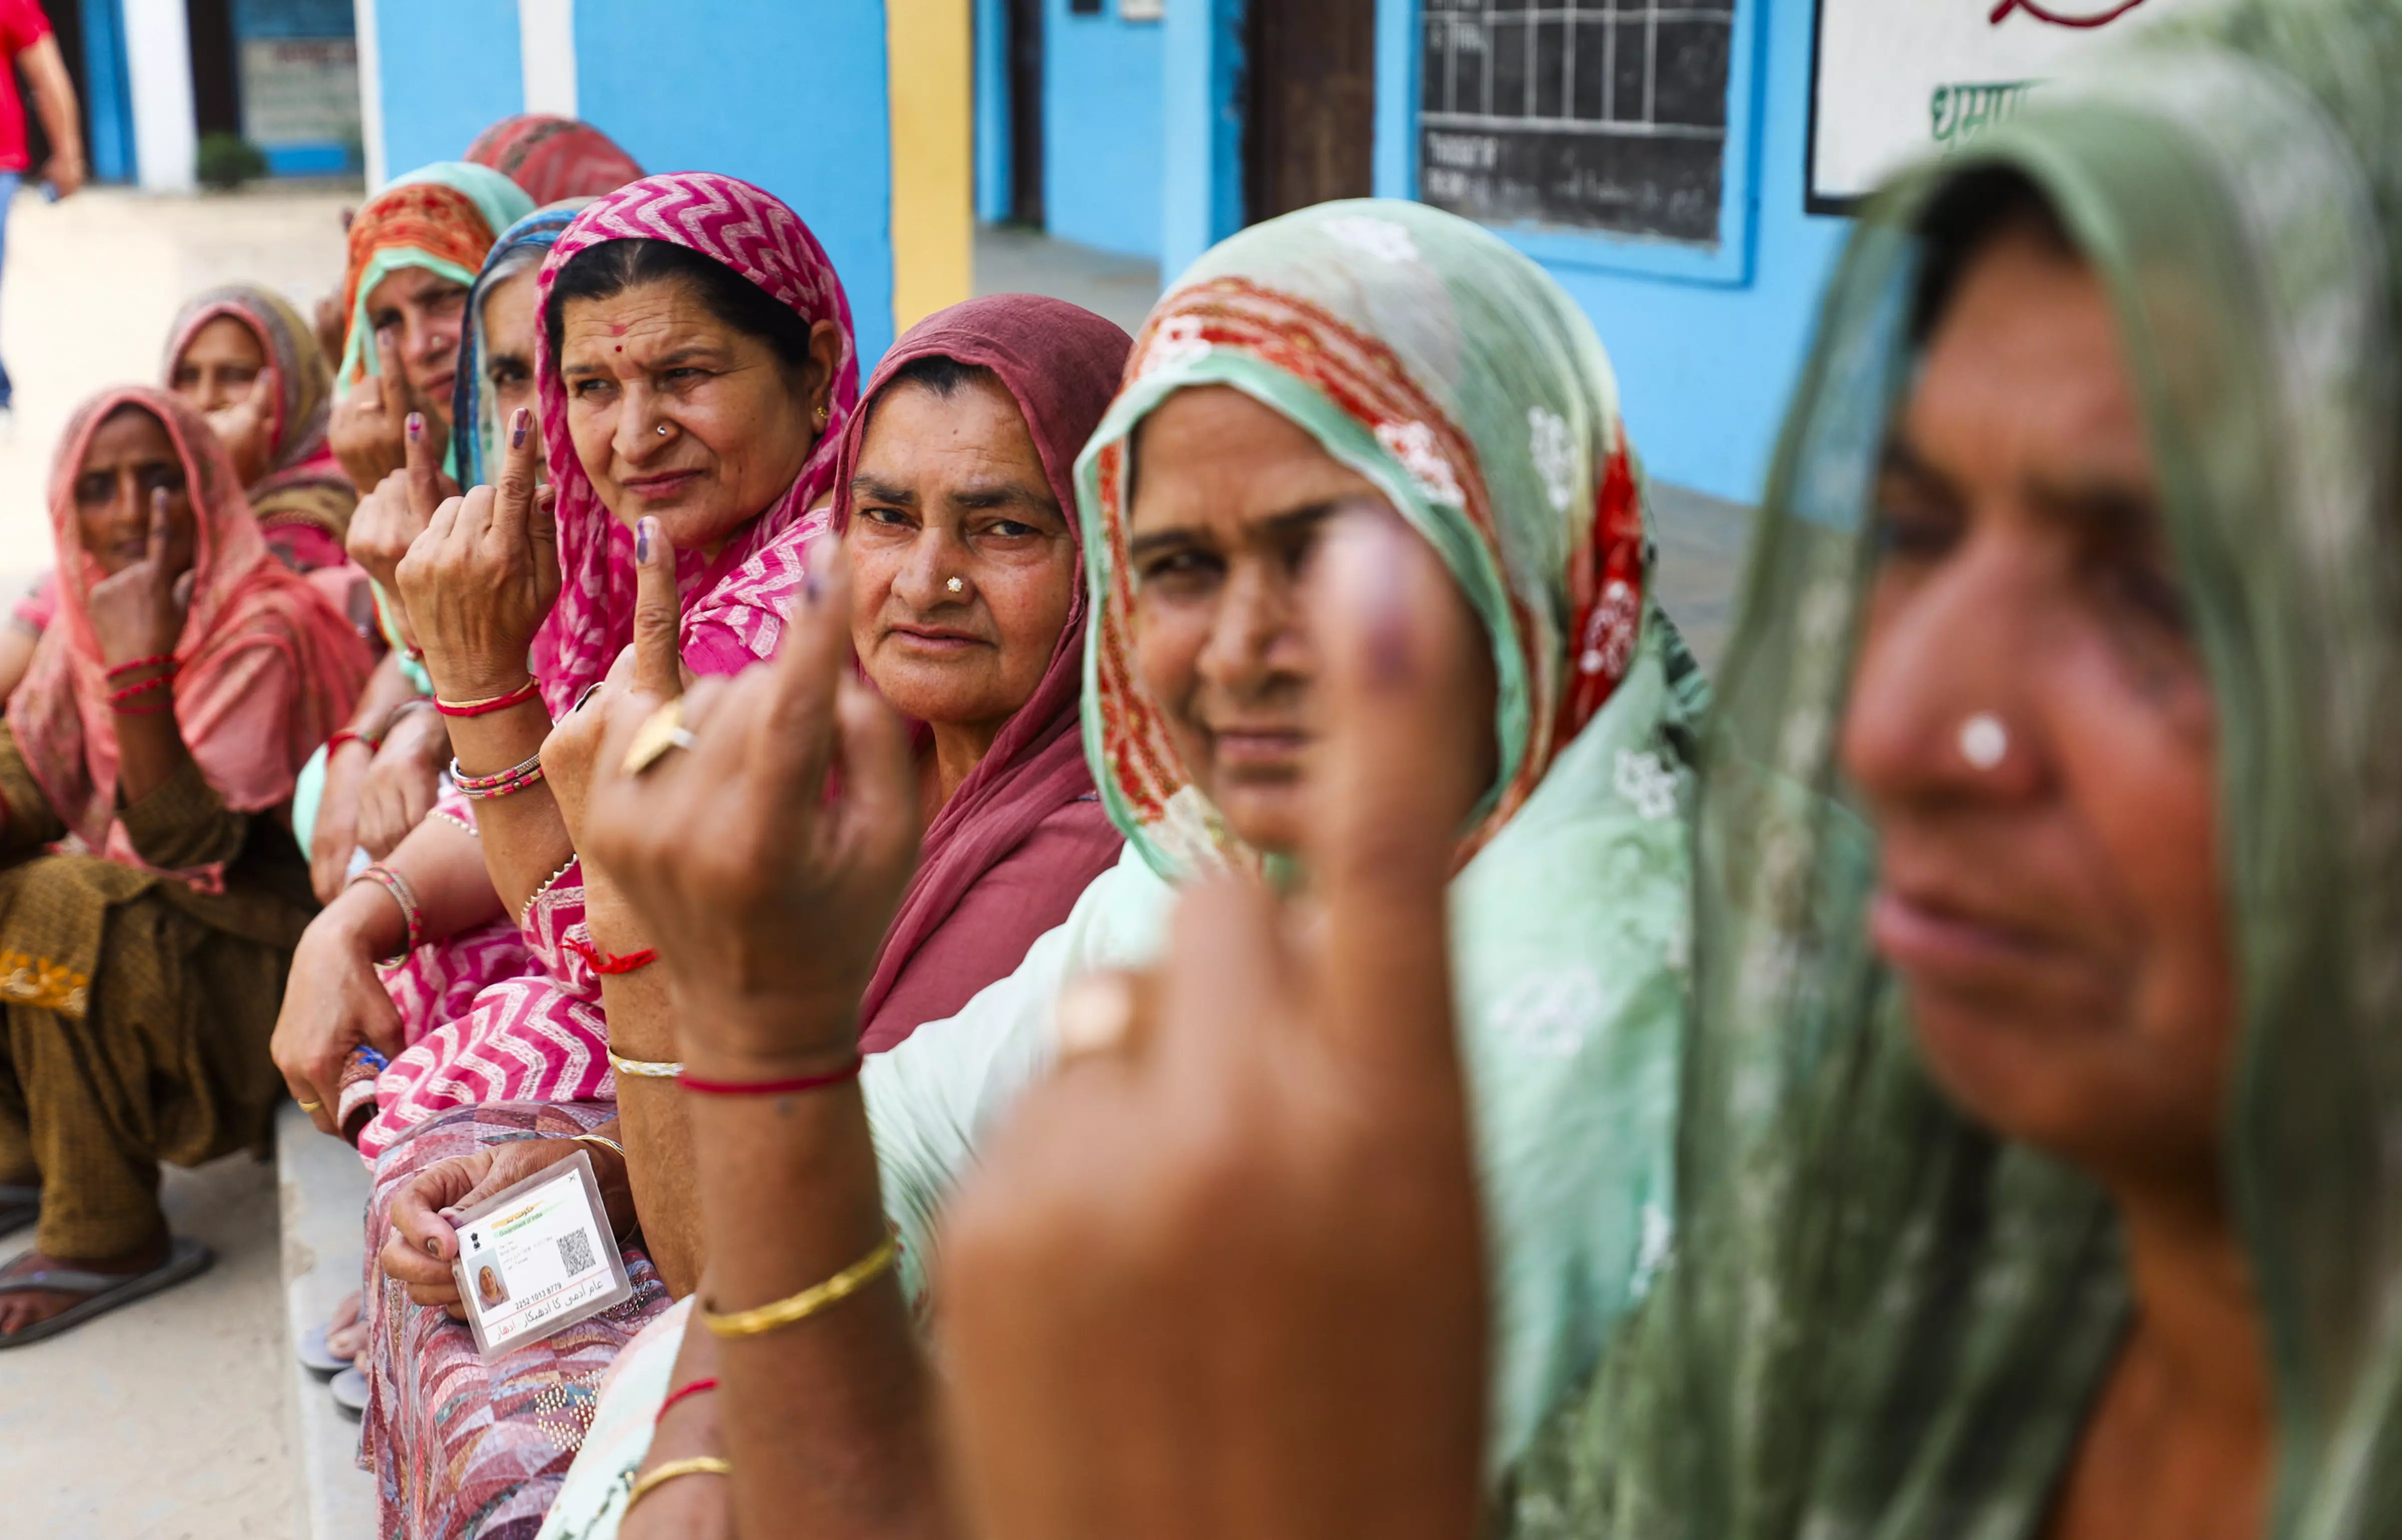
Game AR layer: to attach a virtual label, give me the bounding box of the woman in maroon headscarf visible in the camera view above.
[361,295,1130,1538]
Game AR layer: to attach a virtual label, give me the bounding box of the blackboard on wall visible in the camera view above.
[1419,0,1735,246]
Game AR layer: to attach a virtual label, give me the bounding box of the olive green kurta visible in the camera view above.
[0,723,315,1257]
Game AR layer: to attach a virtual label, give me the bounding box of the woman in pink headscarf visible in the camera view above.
[0,387,368,1345]
[359,294,1133,1540]
[270,174,859,1173]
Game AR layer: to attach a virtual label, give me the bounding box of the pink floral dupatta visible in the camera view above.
[6,387,370,874]
[359,176,859,1158]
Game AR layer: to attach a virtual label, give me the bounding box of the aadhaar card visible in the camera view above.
[450,1148,636,1358]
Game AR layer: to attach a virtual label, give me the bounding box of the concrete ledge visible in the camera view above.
[277,1102,378,1539]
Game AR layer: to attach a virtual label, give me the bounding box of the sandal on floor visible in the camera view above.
[296,1322,350,1375]
[0,1236,213,1349]
[0,1186,35,1240]
[330,1366,368,1419]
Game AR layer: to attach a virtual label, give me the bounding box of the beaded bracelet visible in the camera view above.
[450,752,545,801]
[107,673,175,708]
[433,677,540,718]
[103,653,176,680]
[348,864,424,963]
[519,855,578,925]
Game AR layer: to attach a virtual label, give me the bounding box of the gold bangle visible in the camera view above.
[622,1454,730,1517]
[607,1048,683,1079]
[698,1234,899,1340]
[570,1131,626,1160]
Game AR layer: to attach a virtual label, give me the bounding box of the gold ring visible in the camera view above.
[296,1098,324,1113]
[621,698,695,776]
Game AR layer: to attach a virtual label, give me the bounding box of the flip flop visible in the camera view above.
[330,1366,368,1419]
[0,1186,35,1240]
[0,1237,213,1349]
[296,1322,349,1376]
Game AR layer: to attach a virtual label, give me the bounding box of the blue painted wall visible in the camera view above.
[371,0,520,180]
[1369,0,1847,504]
[573,0,896,366]
[1039,0,1162,258]
[974,0,1008,222]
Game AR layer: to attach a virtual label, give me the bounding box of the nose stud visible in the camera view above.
[1959,713,2008,771]
[946,576,965,595]
[655,423,670,437]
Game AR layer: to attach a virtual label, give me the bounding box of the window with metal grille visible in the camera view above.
[1419,0,1736,245]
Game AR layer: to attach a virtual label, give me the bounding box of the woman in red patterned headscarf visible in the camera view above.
[464,113,645,205]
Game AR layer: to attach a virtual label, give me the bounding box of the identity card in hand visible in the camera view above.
[449,1148,635,1358]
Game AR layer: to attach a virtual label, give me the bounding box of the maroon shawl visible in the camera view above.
[839,295,1132,1051]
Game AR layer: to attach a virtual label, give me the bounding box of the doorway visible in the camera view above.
[1006,0,1044,227]
[1243,0,1376,224]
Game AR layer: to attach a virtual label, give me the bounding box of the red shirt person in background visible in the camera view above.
[0,0,83,417]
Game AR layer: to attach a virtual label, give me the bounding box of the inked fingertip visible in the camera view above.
[509,407,529,449]
[405,412,423,441]
[636,517,654,563]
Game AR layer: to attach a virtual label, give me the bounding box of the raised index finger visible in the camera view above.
[486,407,539,549]
[1304,506,1487,1075]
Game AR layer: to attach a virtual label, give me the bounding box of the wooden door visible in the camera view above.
[1007,0,1045,227]
[1244,0,1377,224]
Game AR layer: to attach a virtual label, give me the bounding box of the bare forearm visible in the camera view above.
[23,38,81,164]
[687,1054,950,1540]
[384,817,506,938]
[591,871,705,1296]
[111,706,195,809]
[348,651,422,733]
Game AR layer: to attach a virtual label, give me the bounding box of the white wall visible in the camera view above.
[123,0,196,192]
[518,0,578,118]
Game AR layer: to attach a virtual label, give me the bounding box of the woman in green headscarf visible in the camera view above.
[537,197,1703,1536]
[1505,2,2402,1536]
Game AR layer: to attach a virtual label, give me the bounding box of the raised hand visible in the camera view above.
[397,407,561,702]
[85,488,193,670]
[347,411,458,605]
[203,367,278,487]
[327,326,414,489]
[936,509,1492,1540]
[542,518,683,847]
[580,538,919,1077]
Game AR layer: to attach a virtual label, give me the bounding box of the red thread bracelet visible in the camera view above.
[655,1378,720,1425]
[104,653,177,680]
[678,1056,864,1097]
[326,728,374,756]
[565,936,659,975]
[433,678,541,718]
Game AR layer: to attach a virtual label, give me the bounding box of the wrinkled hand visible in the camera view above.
[582,539,918,1073]
[271,898,408,1137]
[347,411,457,603]
[398,407,560,701]
[327,328,415,490]
[380,1135,636,1316]
[543,520,685,847]
[356,706,448,858]
[309,736,371,905]
[85,489,192,669]
[937,511,1492,1540]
